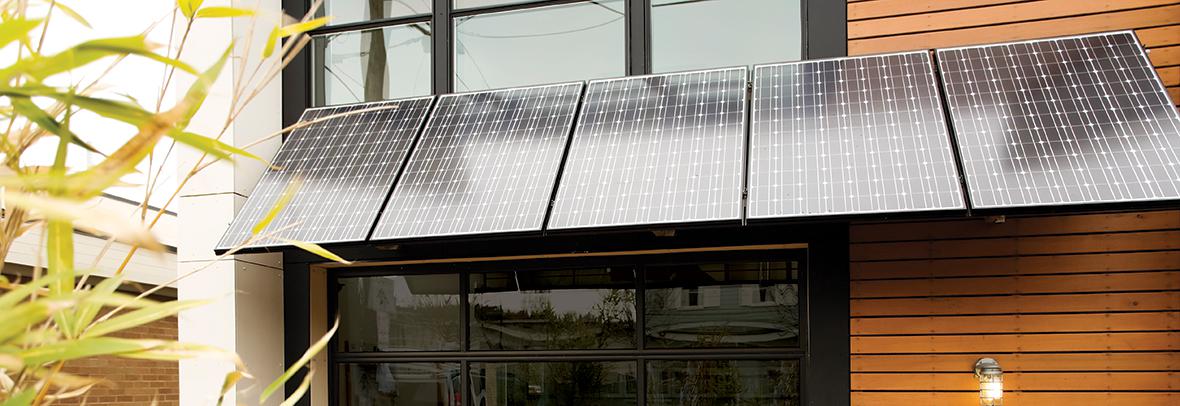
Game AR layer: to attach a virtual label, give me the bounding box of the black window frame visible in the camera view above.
[281,0,846,123]
[328,248,810,406]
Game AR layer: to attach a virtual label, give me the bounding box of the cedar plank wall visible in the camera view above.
[847,1,1180,404]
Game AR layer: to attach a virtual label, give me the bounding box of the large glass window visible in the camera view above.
[337,274,461,352]
[651,0,802,72]
[322,0,431,25]
[453,0,625,92]
[470,267,636,350]
[332,252,807,405]
[312,23,432,106]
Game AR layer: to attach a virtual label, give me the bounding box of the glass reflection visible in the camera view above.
[470,268,636,350]
[322,0,431,25]
[313,23,432,106]
[647,359,800,406]
[469,361,638,406]
[453,0,625,91]
[652,0,801,72]
[338,274,461,352]
[645,261,800,348]
[338,363,461,406]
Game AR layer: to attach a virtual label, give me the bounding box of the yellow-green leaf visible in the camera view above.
[5,191,161,249]
[277,238,351,265]
[0,18,42,49]
[262,16,331,58]
[19,337,160,365]
[10,96,103,155]
[178,0,204,19]
[83,299,211,338]
[51,2,91,29]
[72,274,125,336]
[0,299,74,344]
[279,369,314,406]
[1,36,196,82]
[196,6,255,18]
[0,272,66,309]
[260,318,339,402]
[252,179,301,235]
[177,46,230,129]
[169,130,267,163]
[0,388,37,406]
[216,371,244,406]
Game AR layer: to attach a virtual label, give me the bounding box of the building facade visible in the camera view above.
[229,1,1180,405]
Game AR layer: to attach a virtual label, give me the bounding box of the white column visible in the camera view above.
[177,1,287,405]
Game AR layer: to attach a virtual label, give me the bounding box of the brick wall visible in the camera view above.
[58,316,179,406]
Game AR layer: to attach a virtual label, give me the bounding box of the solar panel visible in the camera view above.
[371,82,584,240]
[749,52,966,219]
[216,97,434,250]
[937,31,1180,209]
[548,67,748,230]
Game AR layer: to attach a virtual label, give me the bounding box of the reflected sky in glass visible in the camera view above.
[313,23,432,106]
[652,0,801,72]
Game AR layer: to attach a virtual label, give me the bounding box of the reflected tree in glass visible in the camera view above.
[647,360,799,406]
[338,274,461,351]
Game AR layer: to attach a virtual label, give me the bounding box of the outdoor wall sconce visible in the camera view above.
[974,358,1003,405]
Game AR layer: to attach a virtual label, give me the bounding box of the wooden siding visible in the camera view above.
[849,211,1180,405]
[848,0,1180,107]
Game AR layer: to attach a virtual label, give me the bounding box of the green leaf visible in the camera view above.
[0,389,37,406]
[72,275,125,334]
[196,6,255,18]
[1,36,196,81]
[169,130,267,163]
[10,96,103,155]
[46,220,74,296]
[0,18,42,49]
[118,342,241,365]
[82,299,211,338]
[262,16,331,58]
[280,369,314,406]
[252,179,300,236]
[260,318,339,402]
[178,0,204,19]
[0,299,74,344]
[52,2,92,29]
[217,371,245,406]
[0,272,66,309]
[19,337,160,365]
[277,238,352,265]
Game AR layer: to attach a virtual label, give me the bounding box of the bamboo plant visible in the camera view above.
[0,0,353,404]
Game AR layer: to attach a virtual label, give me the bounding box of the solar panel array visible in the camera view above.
[548,67,749,229]
[749,52,966,219]
[938,31,1180,209]
[216,97,434,250]
[371,83,584,240]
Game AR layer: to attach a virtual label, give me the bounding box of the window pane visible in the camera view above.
[644,261,800,348]
[338,363,461,406]
[470,268,636,350]
[322,0,431,25]
[651,0,802,72]
[313,24,431,106]
[337,274,460,352]
[647,359,800,406]
[454,0,537,9]
[469,361,638,405]
[454,0,625,92]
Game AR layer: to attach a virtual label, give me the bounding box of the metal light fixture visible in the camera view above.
[974,358,1003,405]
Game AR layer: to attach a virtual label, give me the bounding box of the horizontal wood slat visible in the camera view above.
[851,211,1180,243]
[852,291,1180,317]
[848,0,1175,39]
[852,392,1180,406]
[851,230,1180,261]
[852,371,1179,391]
[852,332,1180,353]
[1161,66,1180,86]
[848,0,1030,21]
[851,312,1180,335]
[1150,45,1180,67]
[853,251,1180,280]
[852,271,1180,298]
[849,4,1180,55]
[1138,25,1180,47]
[853,353,1180,372]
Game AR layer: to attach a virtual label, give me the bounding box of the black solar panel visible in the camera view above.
[216,97,434,250]
[371,82,584,240]
[749,52,966,219]
[938,31,1180,209]
[547,67,748,230]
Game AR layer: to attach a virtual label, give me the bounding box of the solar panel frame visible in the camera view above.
[215,96,435,251]
[936,31,1180,210]
[546,66,750,231]
[369,81,585,241]
[747,51,969,220]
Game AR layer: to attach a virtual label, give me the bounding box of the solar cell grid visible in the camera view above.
[216,97,434,250]
[371,82,583,240]
[749,51,966,219]
[937,31,1180,209]
[548,67,748,230]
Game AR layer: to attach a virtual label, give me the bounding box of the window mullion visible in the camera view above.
[433,0,454,94]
